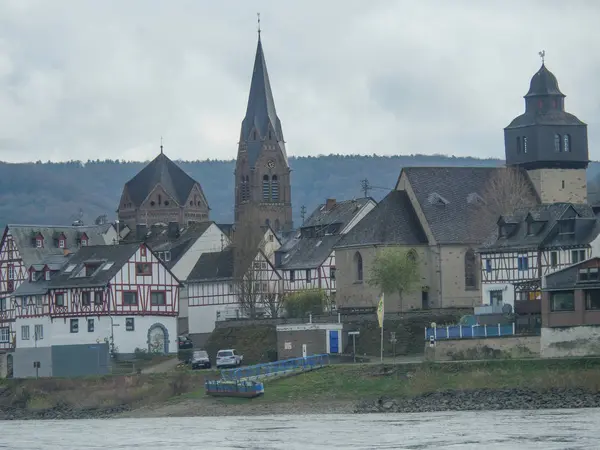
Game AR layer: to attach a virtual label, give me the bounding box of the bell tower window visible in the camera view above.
[564,134,571,152]
[271,175,279,201]
[554,134,562,152]
[262,175,270,201]
[523,136,527,153]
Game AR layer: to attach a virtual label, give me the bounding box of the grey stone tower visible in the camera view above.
[234,33,293,232]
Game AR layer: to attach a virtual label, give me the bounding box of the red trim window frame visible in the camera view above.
[122,290,138,306]
[36,237,44,248]
[80,233,89,247]
[58,237,66,249]
[150,290,167,306]
[140,245,147,257]
[94,291,103,306]
[135,263,152,277]
[81,291,91,306]
[54,292,66,307]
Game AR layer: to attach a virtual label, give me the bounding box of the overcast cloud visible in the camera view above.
[0,0,599,163]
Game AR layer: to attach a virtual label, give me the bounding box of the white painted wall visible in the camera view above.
[15,315,177,355]
[481,283,514,307]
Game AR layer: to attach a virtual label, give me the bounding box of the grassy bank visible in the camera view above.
[3,358,600,419]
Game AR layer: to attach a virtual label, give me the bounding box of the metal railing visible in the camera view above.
[425,323,516,340]
[474,305,505,315]
[220,354,330,381]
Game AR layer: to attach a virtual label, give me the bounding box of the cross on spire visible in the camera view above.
[538,50,546,65]
[257,12,261,38]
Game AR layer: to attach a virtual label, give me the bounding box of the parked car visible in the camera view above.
[216,349,243,369]
[178,335,193,350]
[191,350,211,370]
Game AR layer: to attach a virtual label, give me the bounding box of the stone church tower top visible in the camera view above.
[234,30,293,232]
[504,53,589,204]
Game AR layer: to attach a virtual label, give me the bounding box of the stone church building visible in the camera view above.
[334,60,590,313]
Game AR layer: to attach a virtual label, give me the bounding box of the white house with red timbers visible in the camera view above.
[10,242,181,365]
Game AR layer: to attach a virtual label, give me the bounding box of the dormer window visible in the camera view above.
[36,237,43,248]
[559,219,575,235]
[45,270,51,281]
[81,238,88,246]
[58,238,66,248]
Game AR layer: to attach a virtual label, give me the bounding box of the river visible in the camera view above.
[1,409,597,449]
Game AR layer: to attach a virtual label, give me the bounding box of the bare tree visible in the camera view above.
[471,167,538,242]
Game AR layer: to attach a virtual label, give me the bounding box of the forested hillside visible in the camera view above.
[1,154,599,228]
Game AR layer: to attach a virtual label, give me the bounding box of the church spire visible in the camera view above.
[240,26,284,145]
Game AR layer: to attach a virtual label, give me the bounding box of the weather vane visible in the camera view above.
[257,12,261,37]
[538,50,545,64]
[160,136,163,154]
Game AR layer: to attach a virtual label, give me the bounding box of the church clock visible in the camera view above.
[267,159,275,169]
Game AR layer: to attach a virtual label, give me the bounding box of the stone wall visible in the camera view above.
[424,336,540,361]
[541,325,600,358]
[527,168,587,204]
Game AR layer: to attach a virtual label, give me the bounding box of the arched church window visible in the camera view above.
[554,134,562,152]
[354,252,363,282]
[158,194,162,206]
[274,219,280,231]
[271,175,279,201]
[564,134,571,152]
[262,175,270,200]
[464,248,477,289]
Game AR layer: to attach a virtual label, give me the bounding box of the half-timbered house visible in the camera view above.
[479,203,600,316]
[275,198,376,305]
[0,224,116,353]
[11,242,182,357]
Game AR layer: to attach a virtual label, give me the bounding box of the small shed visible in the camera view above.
[276,323,343,360]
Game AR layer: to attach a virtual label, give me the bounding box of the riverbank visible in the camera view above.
[3,358,600,419]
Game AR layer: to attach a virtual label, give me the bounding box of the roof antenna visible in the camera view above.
[160,136,163,154]
[538,50,545,65]
[257,12,261,39]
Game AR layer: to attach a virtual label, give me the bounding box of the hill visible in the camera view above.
[1,154,599,228]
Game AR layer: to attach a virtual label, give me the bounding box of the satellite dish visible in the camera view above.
[502,304,513,314]
[430,322,437,328]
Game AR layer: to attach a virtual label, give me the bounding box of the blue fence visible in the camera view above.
[221,354,330,381]
[425,323,515,340]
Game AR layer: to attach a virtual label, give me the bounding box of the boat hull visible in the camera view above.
[205,380,265,399]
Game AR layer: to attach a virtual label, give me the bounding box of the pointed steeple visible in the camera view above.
[240,35,284,143]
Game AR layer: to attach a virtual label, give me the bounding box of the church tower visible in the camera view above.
[504,54,589,204]
[234,31,293,233]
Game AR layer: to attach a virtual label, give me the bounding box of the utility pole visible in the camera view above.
[360,179,371,197]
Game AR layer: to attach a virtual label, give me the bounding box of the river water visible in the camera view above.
[1,409,598,449]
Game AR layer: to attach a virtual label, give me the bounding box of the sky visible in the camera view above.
[0,0,599,163]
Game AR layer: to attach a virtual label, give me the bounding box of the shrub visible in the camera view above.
[284,289,325,318]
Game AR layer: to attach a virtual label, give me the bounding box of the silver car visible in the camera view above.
[216,349,243,369]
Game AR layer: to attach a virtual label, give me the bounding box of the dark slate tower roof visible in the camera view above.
[125,151,199,206]
[241,37,284,142]
[525,64,565,98]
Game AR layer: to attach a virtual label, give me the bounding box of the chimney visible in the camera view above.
[136,224,148,241]
[325,198,336,211]
[168,221,180,239]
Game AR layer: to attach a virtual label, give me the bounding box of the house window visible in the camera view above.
[550,291,575,311]
[123,291,138,306]
[585,290,600,310]
[151,292,166,306]
[330,267,336,280]
[271,175,279,201]
[485,259,492,273]
[81,238,88,246]
[21,325,30,340]
[268,234,274,242]
[559,220,575,235]
[34,325,43,340]
[140,246,147,257]
[562,180,565,189]
[81,292,91,306]
[70,319,79,333]
[262,175,270,200]
[550,251,558,267]
[517,256,529,271]
[0,327,9,343]
[126,318,135,331]
[289,270,295,283]
[305,269,311,283]
[88,319,94,332]
[564,134,571,152]
[490,290,503,306]
[0,298,5,311]
[354,252,363,282]
[136,263,152,276]
[55,293,65,307]
[7,265,14,280]
[572,249,587,264]
[579,267,599,282]
[36,238,43,248]
[94,291,103,306]
[58,238,66,249]
[163,251,171,262]
[45,270,51,281]
[554,134,562,152]
[464,249,477,289]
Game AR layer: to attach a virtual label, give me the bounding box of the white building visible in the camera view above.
[11,242,181,358]
[276,198,376,305]
[478,203,600,314]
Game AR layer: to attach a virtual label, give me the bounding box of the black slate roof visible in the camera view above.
[187,249,234,282]
[48,243,142,289]
[480,203,600,253]
[279,235,340,270]
[302,198,373,231]
[403,166,514,244]
[506,111,586,128]
[335,190,428,248]
[124,152,205,207]
[526,64,564,98]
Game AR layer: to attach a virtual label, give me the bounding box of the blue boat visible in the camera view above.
[204,379,265,398]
